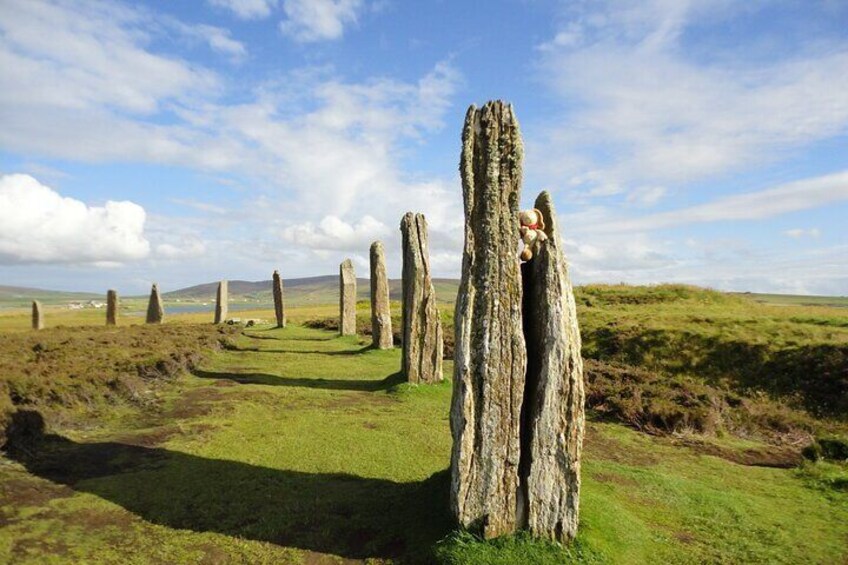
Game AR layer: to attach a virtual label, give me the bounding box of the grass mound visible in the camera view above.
[0,324,236,445]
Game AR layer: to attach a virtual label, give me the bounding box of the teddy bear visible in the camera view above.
[518,208,548,261]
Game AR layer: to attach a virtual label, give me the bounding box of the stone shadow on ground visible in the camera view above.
[191,369,406,392]
[4,411,451,563]
[230,345,374,356]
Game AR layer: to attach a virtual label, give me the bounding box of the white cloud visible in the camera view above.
[208,0,277,19]
[176,23,248,63]
[533,1,848,193]
[784,228,821,239]
[585,170,848,233]
[279,0,363,42]
[155,239,208,259]
[0,0,219,116]
[283,215,389,251]
[0,174,150,264]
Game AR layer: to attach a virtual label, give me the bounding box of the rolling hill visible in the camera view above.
[165,276,462,307]
[0,285,101,308]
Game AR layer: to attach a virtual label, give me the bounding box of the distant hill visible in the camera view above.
[166,276,461,307]
[731,292,848,308]
[0,285,101,308]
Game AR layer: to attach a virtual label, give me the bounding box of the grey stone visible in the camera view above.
[449,102,585,543]
[146,283,164,324]
[339,259,356,336]
[370,241,393,349]
[215,280,228,324]
[32,300,44,330]
[520,191,585,543]
[450,101,526,539]
[400,212,443,384]
[272,270,286,328]
[106,290,118,326]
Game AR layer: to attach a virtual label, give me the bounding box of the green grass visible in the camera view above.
[1,321,847,563]
[1,284,847,563]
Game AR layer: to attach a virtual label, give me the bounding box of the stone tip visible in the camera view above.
[533,190,559,241]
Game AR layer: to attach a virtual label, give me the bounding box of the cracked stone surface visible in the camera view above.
[450,101,526,539]
[370,241,393,350]
[339,259,357,336]
[450,102,584,543]
[400,212,443,384]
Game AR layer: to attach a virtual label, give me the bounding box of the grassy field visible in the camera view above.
[0,286,846,563]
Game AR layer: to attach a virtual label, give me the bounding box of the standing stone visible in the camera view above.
[370,241,393,349]
[272,270,286,328]
[400,212,443,384]
[214,280,228,324]
[146,283,164,324]
[450,101,527,539]
[339,259,356,336]
[31,300,44,330]
[520,191,585,542]
[106,290,118,326]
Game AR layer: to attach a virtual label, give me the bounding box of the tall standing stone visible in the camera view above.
[520,191,584,542]
[339,259,356,336]
[449,102,585,543]
[272,270,286,328]
[400,212,443,384]
[31,300,44,330]
[370,241,393,349]
[214,280,228,324]
[450,102,526,539]
[146,283,164,324]
[106,290,118,326]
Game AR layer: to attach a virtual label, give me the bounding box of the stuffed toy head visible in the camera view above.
[518,208,547,261]
[518,209,544,231]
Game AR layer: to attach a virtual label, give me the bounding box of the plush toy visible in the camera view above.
[518,208,547,261]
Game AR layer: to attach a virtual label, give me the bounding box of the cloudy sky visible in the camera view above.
[1,0,846,295]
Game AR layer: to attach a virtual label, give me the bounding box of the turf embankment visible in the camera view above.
[305,285,848,448]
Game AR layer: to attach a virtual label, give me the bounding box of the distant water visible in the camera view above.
[127,303,273,316]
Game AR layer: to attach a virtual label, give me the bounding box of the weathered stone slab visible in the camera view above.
[146,283,164,324]
[400,212,443,384]
[339,259,356,336]
[370,241,393,349]
[450,101,526,539]
[272,270,286,328]
[32,300,44,330]
[106,290,118,326]
[520,191,585,542]
[214,280,228,324]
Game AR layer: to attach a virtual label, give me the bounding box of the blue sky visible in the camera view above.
[0,0,846,295]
